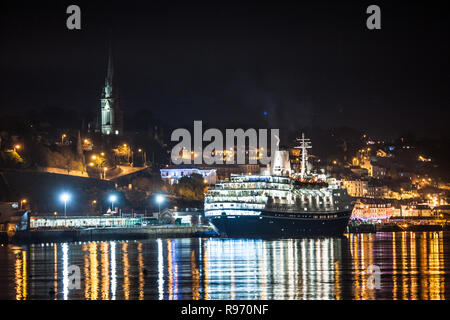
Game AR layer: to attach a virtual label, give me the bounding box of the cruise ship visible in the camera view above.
[204,134,353,238]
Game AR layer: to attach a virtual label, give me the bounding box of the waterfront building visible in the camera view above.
[351,198,399,220]
[29,216,142,228]
[371,163,387,179]
[366,181,389,198]
[0,202,29,232]
[433,205,450,218]
[396,204,434,218]
[165,164,260,182]
[342,178,368,197]
[160,167,217,185]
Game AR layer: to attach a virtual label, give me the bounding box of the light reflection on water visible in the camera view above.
[0,232,449,300]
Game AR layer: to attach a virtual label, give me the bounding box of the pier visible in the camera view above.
[346,219,450,233]
[1,225,216,244]
[0,214,216,244]
[1,225,215,244]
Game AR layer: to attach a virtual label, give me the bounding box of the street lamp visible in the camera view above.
[156,194,164,216]
[109,194,117,213]
[20,199,27,209]
[60,192,71,217]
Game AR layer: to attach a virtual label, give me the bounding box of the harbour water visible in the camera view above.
[0,232,449,300]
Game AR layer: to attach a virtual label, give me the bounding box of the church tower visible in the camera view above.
[100,44,123,135]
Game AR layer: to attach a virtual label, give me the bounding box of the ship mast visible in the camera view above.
[295,133,312,180]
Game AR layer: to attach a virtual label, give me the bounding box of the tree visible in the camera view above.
[124,189,148,208]
[112,144,131,164]
[173,173,206,201]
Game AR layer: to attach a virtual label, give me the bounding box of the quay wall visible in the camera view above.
[0,225,216,244]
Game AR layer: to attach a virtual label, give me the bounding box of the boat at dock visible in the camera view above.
[205,135,353,238]
[205,175,352,238]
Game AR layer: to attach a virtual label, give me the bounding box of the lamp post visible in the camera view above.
[109,194,117,214]
[156,194,164,216]
[138,148,144,166]
[60,192,71,217]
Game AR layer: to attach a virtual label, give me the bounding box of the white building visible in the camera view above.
[342,179,368,197]
[160,167,217,185]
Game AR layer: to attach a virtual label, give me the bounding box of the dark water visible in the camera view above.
[1,232,449,300]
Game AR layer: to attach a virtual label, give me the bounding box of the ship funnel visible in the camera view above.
[271,150,291,176]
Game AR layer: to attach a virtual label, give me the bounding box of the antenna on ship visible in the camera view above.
[295,133,312,180]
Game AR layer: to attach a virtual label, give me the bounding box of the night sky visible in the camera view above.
[0,0,449,138]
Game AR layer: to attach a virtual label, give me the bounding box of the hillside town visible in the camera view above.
[1,43,449,229]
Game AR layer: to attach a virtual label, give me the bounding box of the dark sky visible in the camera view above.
[0,0,449,138]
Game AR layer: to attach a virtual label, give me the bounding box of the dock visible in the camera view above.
[346,219,450,233]
[0,225,217,244]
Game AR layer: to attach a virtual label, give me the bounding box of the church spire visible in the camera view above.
[100,35,122,136]
[106,41,113,87]
[103,37,114,99]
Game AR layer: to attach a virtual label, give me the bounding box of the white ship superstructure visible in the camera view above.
[205,175,351,216]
